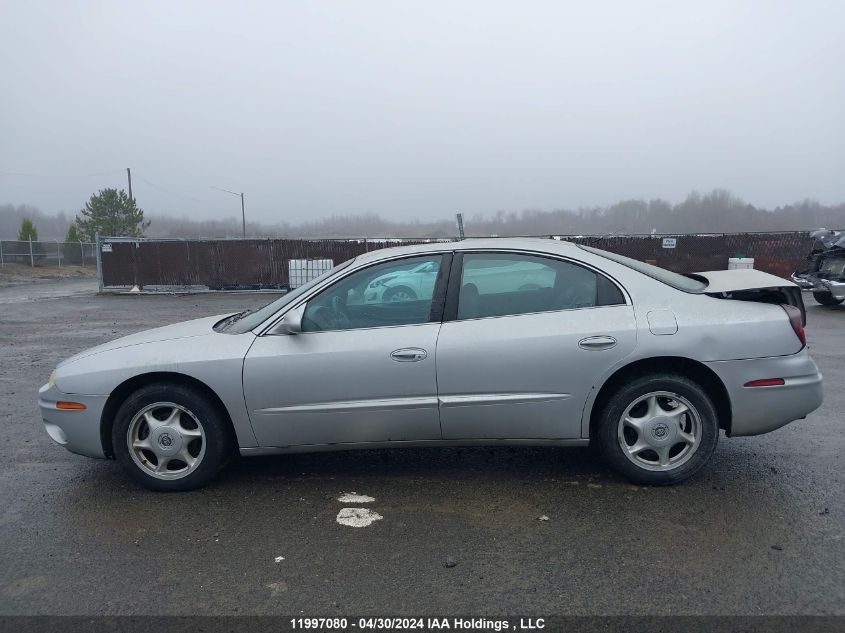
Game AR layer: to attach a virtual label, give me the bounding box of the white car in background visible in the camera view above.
[365,259,556,303]
[365,260,440,303]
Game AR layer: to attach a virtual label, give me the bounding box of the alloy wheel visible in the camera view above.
[386,289,414,302]
[126,402,206,480]
[617,391,702,471]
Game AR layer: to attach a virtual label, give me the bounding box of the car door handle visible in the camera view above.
[390,348,428,362]
[578,336,617,351]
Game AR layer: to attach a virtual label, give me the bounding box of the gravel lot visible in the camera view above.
[0,281,843,615]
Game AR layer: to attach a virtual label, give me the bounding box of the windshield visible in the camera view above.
[578,245,708,292]
[218,258,355,333]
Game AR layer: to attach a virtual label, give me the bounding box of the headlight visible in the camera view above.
[48,370,56,386]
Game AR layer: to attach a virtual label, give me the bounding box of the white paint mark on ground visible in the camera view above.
[336,507,383,528]
[274,556,285,563]
[267,581,289,596]
[538,515,549,521]
[337,492,375,503]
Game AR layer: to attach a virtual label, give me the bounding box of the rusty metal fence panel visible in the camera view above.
[99,232,815,290]
[563,232,814,279]
[100,238,437,289]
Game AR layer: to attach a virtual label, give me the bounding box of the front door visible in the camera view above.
[243,254,450,447]
[436,252,636,439]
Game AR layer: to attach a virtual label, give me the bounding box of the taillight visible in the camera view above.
[781,304,806,347]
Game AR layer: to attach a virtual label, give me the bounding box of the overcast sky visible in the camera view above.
[1,0,843,224]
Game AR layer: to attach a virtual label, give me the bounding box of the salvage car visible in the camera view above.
[792,229,845,306]
[39,238,823,491]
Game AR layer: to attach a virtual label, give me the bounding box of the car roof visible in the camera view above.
[353,237,582,264]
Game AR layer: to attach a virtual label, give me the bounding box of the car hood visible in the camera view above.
[692,269,797,293]
[58,313,235,367]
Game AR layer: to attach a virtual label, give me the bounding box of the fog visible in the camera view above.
[1,1,843,225]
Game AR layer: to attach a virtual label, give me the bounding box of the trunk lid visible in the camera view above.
[692,269,806,325]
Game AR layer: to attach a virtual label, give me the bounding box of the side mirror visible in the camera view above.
[272,304,304,335]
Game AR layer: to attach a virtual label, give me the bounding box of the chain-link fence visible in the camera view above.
[97,232,815,291]
[0,239,98,268]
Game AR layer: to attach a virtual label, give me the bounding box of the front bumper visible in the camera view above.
[706,347,823,436]
[38,382,108,458]
[819,280,845,300]
[791,273,815,290]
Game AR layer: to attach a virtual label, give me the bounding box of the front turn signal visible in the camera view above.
[56,401,87,410]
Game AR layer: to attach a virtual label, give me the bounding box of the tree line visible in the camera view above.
[1,189,147,242]
[2,188,844,241]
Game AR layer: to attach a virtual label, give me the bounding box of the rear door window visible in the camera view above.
[457,253,624,320]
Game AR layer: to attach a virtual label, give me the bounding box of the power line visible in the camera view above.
[0,168,124,179]
[134,175,211,204]
[210,185,240,197]
[2,168,222,208]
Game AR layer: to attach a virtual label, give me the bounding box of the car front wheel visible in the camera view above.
[112,383,233,491]
[383,285,417,302]
[595,374,719,485]
[813,291,844,306]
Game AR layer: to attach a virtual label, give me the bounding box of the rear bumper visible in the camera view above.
[706,348,824,436]
[38,382,108,458]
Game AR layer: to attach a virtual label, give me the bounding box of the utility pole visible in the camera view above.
[126,167,133,202]
[240,192,246,238]
[211,186,247,238]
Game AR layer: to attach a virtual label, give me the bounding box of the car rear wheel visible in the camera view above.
[813,291,844,306]
[595,374,719,485]
[112,383,233,491]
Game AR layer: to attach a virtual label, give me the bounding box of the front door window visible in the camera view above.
[302,256,443,332]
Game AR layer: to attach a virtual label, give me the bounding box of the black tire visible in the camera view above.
[813,291,844,306]
[383,285,417,302]
[595,373,719,485]
[112,382,233,491]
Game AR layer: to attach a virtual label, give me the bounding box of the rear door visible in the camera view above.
[435,251,636,439]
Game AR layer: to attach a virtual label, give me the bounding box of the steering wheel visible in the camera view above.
[330,295,352,327]
[561,282,594,309]
[307,295,352,331]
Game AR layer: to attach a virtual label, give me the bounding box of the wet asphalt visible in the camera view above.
[0,283,842,615]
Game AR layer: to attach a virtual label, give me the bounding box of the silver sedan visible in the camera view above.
[39,238,823,490]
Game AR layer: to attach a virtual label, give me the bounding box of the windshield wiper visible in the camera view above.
[219,309,252,329]
[229,309,252,323]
